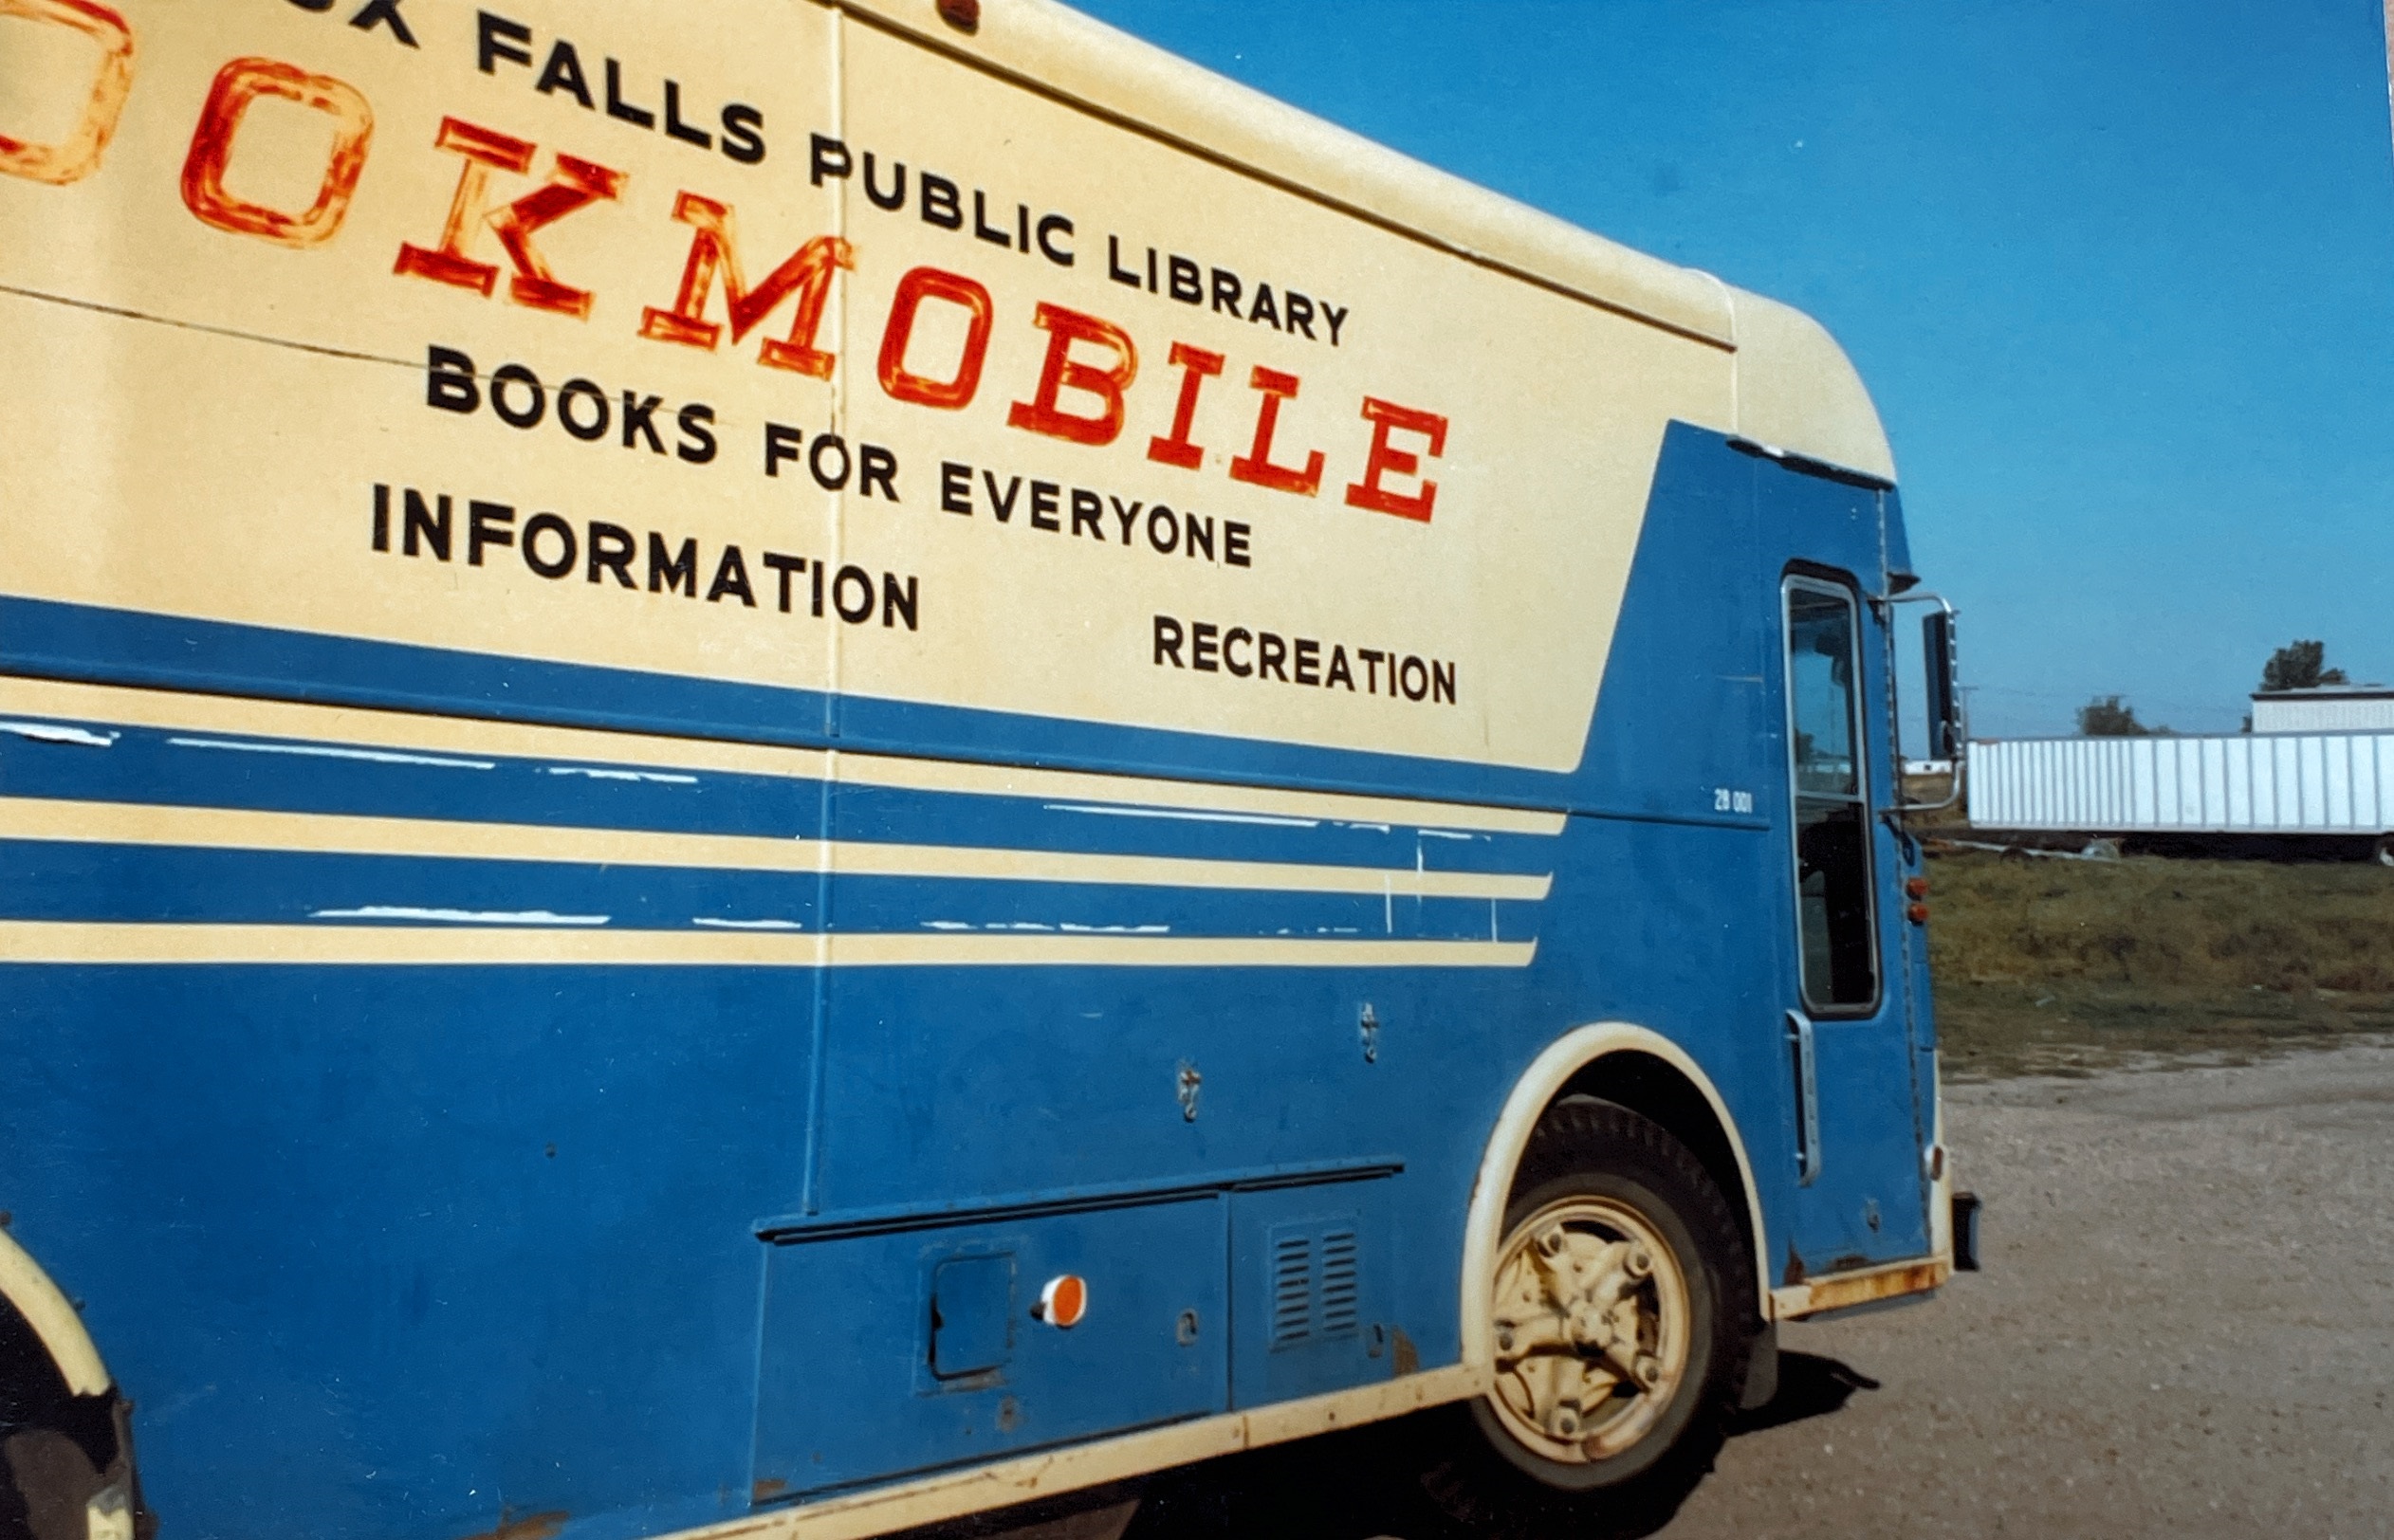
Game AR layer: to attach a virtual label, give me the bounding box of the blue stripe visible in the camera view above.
[0,841,1539,942]
[1,595,1579,808]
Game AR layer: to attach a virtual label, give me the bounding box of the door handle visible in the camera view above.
[1786,1010,1821,1186]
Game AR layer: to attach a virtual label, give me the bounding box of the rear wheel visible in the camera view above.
[1402,1097,1755,1540]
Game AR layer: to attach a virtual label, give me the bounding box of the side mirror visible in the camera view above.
[1923,612,1962,761]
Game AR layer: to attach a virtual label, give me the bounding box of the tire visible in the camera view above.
[1398,1097,1757,1540]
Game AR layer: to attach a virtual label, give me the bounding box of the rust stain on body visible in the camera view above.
[1795,1259,1946,1317]
[455,1512,567,1540]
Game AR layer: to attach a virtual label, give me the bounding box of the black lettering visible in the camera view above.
[882,572,918,630]
[1224,522,1250,568]
[921,173,962,229]
[1432,659,1456,705]
[807,433,851,491]
[810,133,851,186]
[1294,637,1320,687]
[287,0,338,12]
[1167,254,1202,304]
[1324,302,1350,347]
[761,552,804,613]
[1208,266,1242,316]
[1258,632,1288,682]
[620,392,664,453]
[1358,648,1385,694]
[1110,495,1142,543]
[521,511,576,578]
[1108,234,1140,288]
[488,363,544,428]
[1283,291,1317,339]
[707,544,755,606]
[556,378,609,441]
[662,82,711,148]
[1400,654,1429,701]
[1248,284,1280,329]
[648,533,697,596]
[427,345,479,413]
[1036,213,1074,266]
[1069,486,1103,539]
[1224,627,1253,678]
[675,402,717,464]
[467,499,514,565]
[832,564,875,623]
[604,58,654,128]
[402,488,451,559]
[941,461,973,515]
[858,443,899,503]
[534,40,592,107]
[1183,511,1213,561]
[371,483,390,551]
[985,471,1022,523]
[1325,645,1354,691]
[476,11,532,73]
[1153,614,1185,667]
[1146,504,1178,553]
[972,190,1010,248]
[348,0,417,46]
[809,560,825,616]
[587,521,636,587]
[719,104,766,165]
[764,421,802,478]
[1190,621,1220,672]
[863,153,906,210]
[1028,480,1059,532]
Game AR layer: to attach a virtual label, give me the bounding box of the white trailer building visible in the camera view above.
[1967,730,2394,861]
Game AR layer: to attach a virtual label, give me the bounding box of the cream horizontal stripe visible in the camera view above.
[0,923,1538,970]
[0,798,1554,903]
[0,676,1566,836]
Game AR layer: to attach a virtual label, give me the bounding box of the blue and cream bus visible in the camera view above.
[0,1,1972,1535]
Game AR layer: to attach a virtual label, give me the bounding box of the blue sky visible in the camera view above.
[1073,0,2394,737]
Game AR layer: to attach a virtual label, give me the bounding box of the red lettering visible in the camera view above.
[638,193,853,376]
[0,0,135,187]
[178,57,374,247]
[1006,302,1138,447]
[1227,365,1323,497]
[876,266,993,410]
[1145,341,1224,470]
[396,117,624,320]
[1343,396,1448,522]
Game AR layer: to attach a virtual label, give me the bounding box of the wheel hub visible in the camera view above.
[1487,1196,1691,1463]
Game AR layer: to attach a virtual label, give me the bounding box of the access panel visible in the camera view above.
[751,1196,1226,1498]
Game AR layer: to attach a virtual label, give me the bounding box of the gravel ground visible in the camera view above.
[1668,1040,2394,1540]
[1120,1040,2394,1540]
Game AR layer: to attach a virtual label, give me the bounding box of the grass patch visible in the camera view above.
[1927,850,2394,1078]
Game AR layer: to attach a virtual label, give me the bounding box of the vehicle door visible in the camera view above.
[1776,565,1932,1276]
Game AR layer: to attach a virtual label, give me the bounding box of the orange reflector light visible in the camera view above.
[1906,903,1929,925]
[1905,876,1930,900]
[1036,1274,1088,1329]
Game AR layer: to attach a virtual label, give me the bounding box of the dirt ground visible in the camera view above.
[1668,1039,2394,1540]
[1116,1040,2394,1540]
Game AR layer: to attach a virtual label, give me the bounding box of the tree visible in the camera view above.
[2260,639,2347,692]
[2077,695,2153,737]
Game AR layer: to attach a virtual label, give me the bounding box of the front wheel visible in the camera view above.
[1402,1097,1757,1540]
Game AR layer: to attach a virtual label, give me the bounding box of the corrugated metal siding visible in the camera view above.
[2252,696,2394,734]
[1967,734,2394,834]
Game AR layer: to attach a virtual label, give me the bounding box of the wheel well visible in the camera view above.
[1556,1051,1759,1286]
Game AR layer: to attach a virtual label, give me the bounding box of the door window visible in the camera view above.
[1784,578,1879,1012]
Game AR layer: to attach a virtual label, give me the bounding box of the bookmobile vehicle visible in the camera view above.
[0,0,1978,1535]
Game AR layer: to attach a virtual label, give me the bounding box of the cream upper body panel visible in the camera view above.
[843,0,1895,482]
